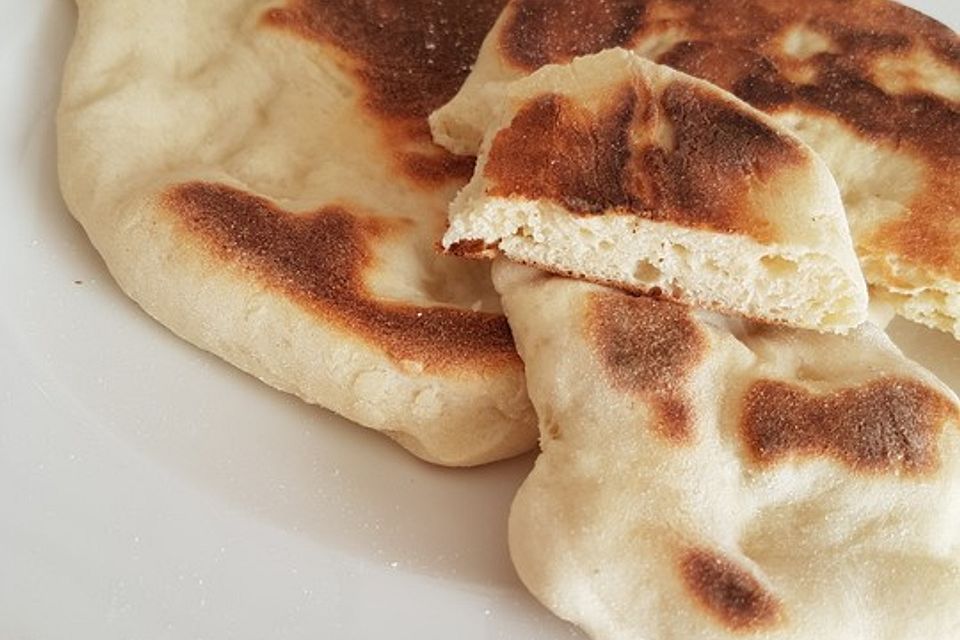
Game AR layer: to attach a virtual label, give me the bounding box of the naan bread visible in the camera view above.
[434,0,960,339]
[57,0,539,466]
[443,49,868,332]
[496,261,960,640]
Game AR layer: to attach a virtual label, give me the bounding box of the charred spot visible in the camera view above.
[646,81,799,235]
[586,292,706,443]
[826,26,913,53]
[445,238,500,257]
[402,150,477,184]
[741,377,958,475]
[263,0,505,183]
[661,42,795,112]
[798,59,898,136]
[500,0,648,70]
[163,182,518,371]
[483,78,795,240]
[679,547,783,631]
[483,90,637,214]
[264,0,505,119]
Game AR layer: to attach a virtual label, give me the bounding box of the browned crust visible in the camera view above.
[500,0,647,70]
[483,76,802,241]
[741,376,958,475]
[498,0,960,277]
[262,0,506,185]
[445,238,501,258]
[679,547,784,632]
[401,150,476,184]
[162,182,520,373]
[585,291,707,443]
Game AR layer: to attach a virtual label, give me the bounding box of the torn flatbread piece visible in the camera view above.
[444,50,868,332]
[495,260,960,640]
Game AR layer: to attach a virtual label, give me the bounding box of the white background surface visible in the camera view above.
[1,1,957,638]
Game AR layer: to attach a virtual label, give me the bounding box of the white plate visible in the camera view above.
[0,2,957,638]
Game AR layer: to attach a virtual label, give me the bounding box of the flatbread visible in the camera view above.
[57,0,538,466]
[495,260,960,640]
[443,49,868,332]
[433,0,960,339]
